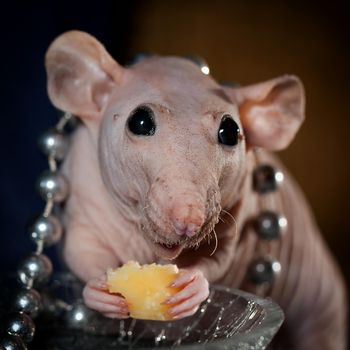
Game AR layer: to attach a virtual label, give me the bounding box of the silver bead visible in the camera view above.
[253,165,284,194]
[6,313,35,343]
[254,211,287,240]
[17,254,52,288]
[65,114,80,130]
[65,303,93,329]
[28,214,62,246]
[127,52,153,65]
[13,289,41,318]
[186,55,210,75]
[38,128,69,160]
[219,80,241,88]
[0,335,27,350]
[36,170,69,202]
[248,257,281,285]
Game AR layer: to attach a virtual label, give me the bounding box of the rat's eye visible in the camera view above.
[218,115,240,146]
[127,106,156,136]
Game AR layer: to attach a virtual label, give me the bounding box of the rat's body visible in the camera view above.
[46,31,347,349]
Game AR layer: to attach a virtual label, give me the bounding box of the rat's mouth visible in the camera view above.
[157,241,180,250]
[142,218,216,260]
[152,240,184,260]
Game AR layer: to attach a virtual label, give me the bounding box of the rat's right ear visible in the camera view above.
[223,75,305,151]
[45,31,124,120]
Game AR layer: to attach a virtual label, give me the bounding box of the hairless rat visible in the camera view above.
[45,31,347,349]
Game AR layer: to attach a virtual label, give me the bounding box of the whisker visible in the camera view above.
[221,209,238,239]
[207,234,211,245]
[210,228,218,256]
[221,209,234,222]
[218,215,226,224]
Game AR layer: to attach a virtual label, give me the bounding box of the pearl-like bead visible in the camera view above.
[186,55,210,75]
[127,52,152,66]
[13,289,41,318]
[6,312,35,343]
[0,335,27,350]
[28,214,62,246]
[38,128,69,160]
[253,165,284,194]
[254,211,287,240]
[36,171,69,202]
[17,254,52,288]
[65,303,93,330]
[249,257,281,284]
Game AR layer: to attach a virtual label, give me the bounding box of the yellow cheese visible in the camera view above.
[107,261,181,321]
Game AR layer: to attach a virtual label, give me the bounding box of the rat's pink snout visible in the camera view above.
[171,204,205,237]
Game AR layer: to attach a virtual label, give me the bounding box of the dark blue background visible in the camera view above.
[0,1,134,273]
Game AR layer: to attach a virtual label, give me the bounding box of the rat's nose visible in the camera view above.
[171,202,204,237]
[173,221,201,237]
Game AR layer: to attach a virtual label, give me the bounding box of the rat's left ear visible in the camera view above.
[45,31,125,120]
[224,75,305,151]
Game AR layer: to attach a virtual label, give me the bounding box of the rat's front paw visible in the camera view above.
[166,268,209,319]
[83,274,130,319]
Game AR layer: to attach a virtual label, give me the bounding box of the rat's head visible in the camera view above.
[46,31,305,260]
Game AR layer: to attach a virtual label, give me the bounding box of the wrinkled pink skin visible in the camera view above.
[46,31,347,349]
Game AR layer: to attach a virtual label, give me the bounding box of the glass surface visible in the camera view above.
[38,273,284,350]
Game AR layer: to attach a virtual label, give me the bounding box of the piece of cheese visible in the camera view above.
[107,261,181,321]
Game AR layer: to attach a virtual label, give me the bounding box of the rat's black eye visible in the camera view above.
[127,106,156,136]
[218,115,240,146]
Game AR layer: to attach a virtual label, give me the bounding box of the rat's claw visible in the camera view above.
[85,299,128,314]
[169,285,208,316]
[169,269,198,288]
[83,273,130,319]
[167,269,208,304]
[86,274,108,290]
[167,268,209,319]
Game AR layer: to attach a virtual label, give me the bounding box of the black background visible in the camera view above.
[0,0,349,347]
